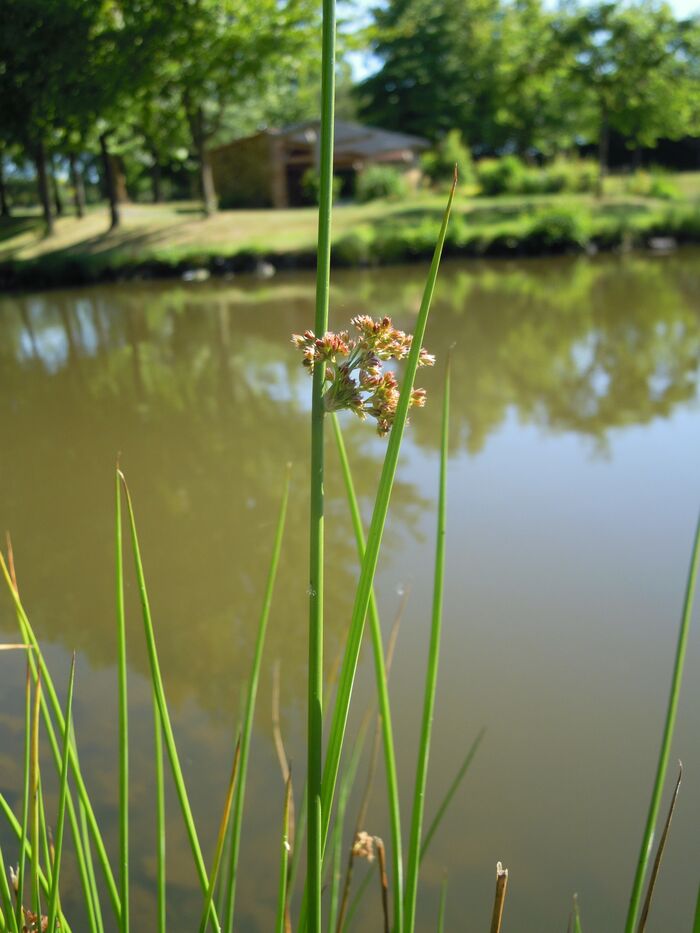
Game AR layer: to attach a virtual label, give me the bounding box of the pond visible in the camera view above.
[1,251,699,932]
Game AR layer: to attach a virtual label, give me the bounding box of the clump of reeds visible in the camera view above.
[1,0,699,928]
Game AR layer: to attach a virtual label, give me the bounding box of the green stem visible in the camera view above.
[624,510,700,932]
[154,702,166,933]
[307,0,336,927]
[115,468,130,933]
[404,357,451,931]
[331,413,404,931]
[47,655,76,933]
[223,468,290,931]
[319,177,456,884]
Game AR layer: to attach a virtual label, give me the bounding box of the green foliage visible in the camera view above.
[477,156,598,195]
[626,169,679,200]
[525,206,590,251]
[476,156,528,195]
[354,164,408,202]
[421,130,474,184]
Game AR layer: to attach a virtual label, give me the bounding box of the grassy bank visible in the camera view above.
[2,182,700,290]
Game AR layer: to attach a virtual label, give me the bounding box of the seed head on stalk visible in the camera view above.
[292,315,435,435]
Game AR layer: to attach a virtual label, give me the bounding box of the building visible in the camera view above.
[209,120,429,208]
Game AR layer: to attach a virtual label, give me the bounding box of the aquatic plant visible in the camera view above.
[0,0,699,929]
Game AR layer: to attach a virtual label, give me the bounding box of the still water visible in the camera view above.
[1,252,699,932]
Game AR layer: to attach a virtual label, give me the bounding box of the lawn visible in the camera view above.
[1,174,699,289]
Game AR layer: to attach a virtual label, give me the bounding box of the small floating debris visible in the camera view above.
[254,260,276,279]
[648,237,677,254]
[182,267,211,282]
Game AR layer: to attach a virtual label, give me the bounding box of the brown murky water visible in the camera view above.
[1,252,699,932]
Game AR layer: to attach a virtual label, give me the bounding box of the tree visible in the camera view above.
[558,2,697,190]
[0,0,115,232]
[356,0,503,145]
[158,0,318,215]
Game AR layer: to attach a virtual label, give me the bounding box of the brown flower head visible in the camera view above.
[291,315,434,436]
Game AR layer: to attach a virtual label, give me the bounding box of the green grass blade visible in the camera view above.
[0,553,121,922]
[275,775,293,933]
[80,800,105,933]
[307,0,337,920]
[117,472,218,925]
[38,782,52,892]
[0,795,72,933]
[222,467,290,931]
[319,174,457,887]
[46,654,77,933]
[199,737,241,933]
[572,894,583,933]
[692,881,700,933]
[115,467,130,933]
[154,701,166,933]
[0,841,19,933]
[624,510,700,933]
[29,671,41,923]
[16,661,31,929]
[404,356,451,932]
[437,876,447,933]
[331,412,404,931]
[327,717,369,933]
[419,728,485,863]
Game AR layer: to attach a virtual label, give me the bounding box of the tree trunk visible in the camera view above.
[186,102,217,215]
[51,156,64,216]
[69,152,86,218]
[0,154,10,217]
[198,143,217,216]
[99,132,121,229]
[596,108,609,199]
[35,141,54,235]
[152,160,163,203]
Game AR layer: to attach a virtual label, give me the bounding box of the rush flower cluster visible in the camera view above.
[291,315,435,436]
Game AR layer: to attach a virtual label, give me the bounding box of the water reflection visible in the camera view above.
[0,252,699,932]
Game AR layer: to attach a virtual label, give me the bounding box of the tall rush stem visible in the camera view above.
[308,0,336,929]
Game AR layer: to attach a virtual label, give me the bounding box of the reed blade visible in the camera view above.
[154,703,166,933]
[46,654,77,933]
[419,727,485,863]
[115,467,130,933]
[624,510,700,932]
[0,552,121,921]
[199,737,241,933]
[0,795,73,933]
[319,173,458,906]
[0,840,19,933]
[222,467,290,931]
[637,761,683,933]
[331,413,404,931]
[118,472,218,926]
[29,670,41,923]
[404,356,451,931]
[16,660,31,929]
[275,775,293,933]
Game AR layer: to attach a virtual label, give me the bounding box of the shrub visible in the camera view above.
[626,169,679,200]
[476,155,527,196]
[477,156,598,196]
[540,158,598,194]
[526,206,590,251]
[422,130,474,185]
[354,165,408,203]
